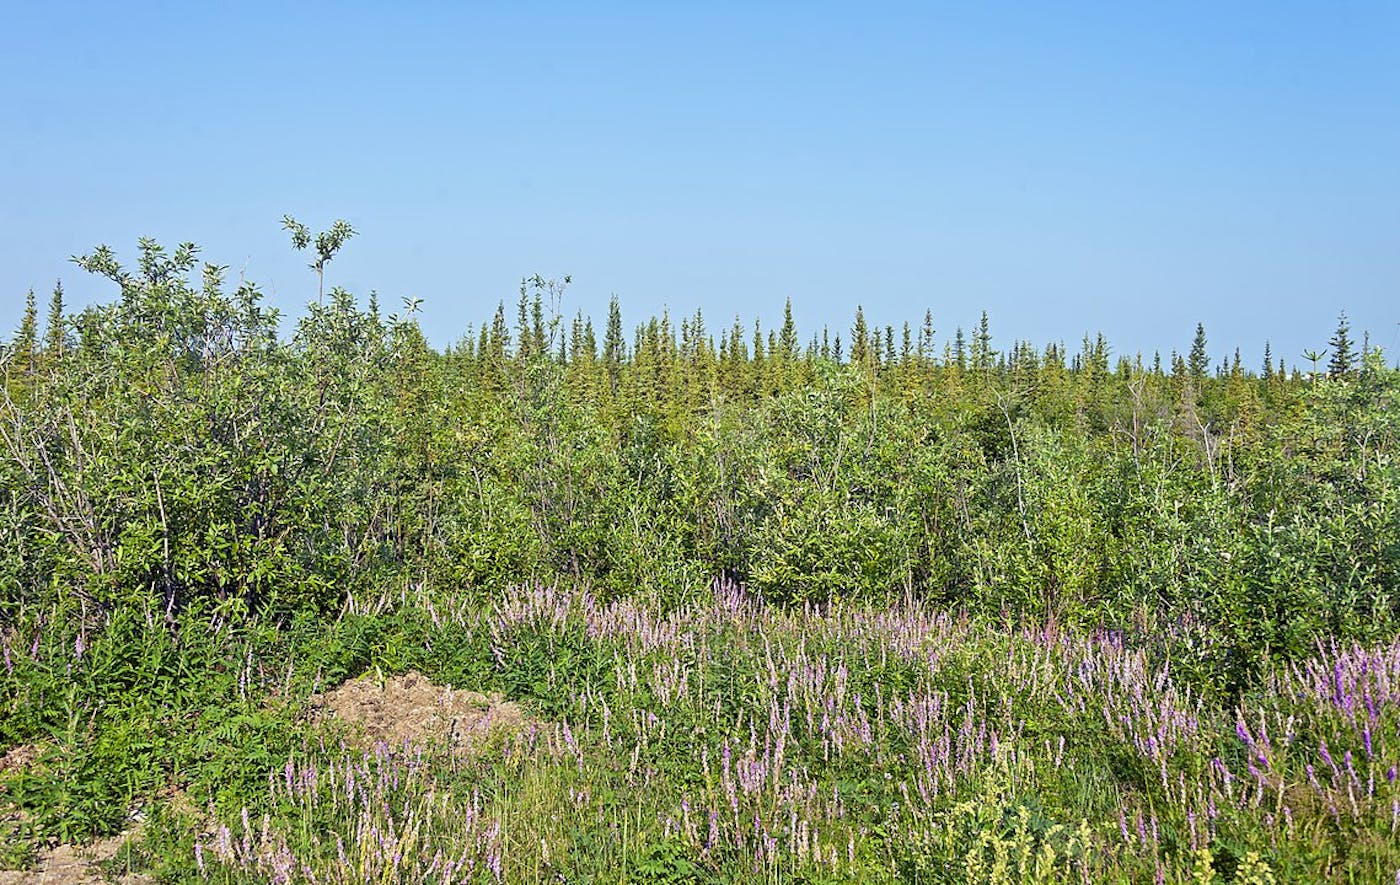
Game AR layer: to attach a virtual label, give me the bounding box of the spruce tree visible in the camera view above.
[45,280,65,358]
[920,309,935,364]
[15,289,38,372]
[973,311,993,372]
[1328,311,1355,378]
[603,296,625,368]
[516,282,533,363]
[850,306,868,367]
[1188,323,1209,380]
[778,298,797,361]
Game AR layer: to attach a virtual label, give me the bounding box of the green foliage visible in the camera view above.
[633,837,709,884]
[1,227,1398,880]
[3,231,1397,679]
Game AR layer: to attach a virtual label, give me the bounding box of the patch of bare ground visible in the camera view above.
[0,832,149,885]
[0,749,178,884]
[310,670,529,755]
[0,745,38,776]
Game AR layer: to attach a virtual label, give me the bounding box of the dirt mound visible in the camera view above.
[311,670,528,755]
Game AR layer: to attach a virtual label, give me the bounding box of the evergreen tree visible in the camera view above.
[850,306,869,367]
[1262,341,1274,381]
[569,310,590,363]
[488,302,510,362]
[778,298,797,361]
[45,281,65,358]
[919,309,935,364]
[582,319,597,361]
[516,281,533,363]
[973,311,993,372]
[15,288,38,372]
[1328,311,1355,378]
[727,316,747,361]
[531,287,547,359]
[751,318,766,394]
[1188,323,1209,380]
[603,296,625,368]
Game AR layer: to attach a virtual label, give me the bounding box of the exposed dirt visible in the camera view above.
[0,673,522,881]
[0,833,149,885]
[310,670,528,755]
[0,754,175,884]
[0,744,38,776]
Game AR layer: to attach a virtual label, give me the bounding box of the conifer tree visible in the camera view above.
[531,288,547,359]
[45,281,65,358]
[778,298,797,361]
[516,282,533,363]
[850,306,868,367]
[15,289,38,372]
[752,319,766,394]
[603,296,625,388]
[1328,311,1355,378]
[1188,323,1209,380]
[919,309,935,365]
[569,310,590,363]
[973,311,993,373]
[582,319,597,360]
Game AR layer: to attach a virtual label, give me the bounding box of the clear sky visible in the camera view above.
[3,2,1397,369]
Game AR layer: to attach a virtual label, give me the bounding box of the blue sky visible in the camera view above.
[3,2,1397,368]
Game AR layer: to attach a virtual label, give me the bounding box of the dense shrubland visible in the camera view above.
[0,234,1397,880]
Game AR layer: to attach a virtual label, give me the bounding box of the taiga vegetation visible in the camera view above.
[1,229,1397,881]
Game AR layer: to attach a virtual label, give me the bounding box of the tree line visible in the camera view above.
[2,231,1395,693]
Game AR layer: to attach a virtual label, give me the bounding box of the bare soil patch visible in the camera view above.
[310,670,528,755]
[0,745,38,776]
[0,834,148,885]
